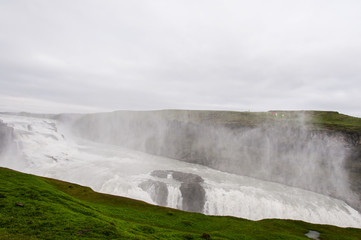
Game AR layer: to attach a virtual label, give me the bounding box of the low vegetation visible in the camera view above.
[124,110,361,134]
[306,111,361,134]
[1,167,361,239]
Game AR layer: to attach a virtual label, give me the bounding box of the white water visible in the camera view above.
[1,113,361,228]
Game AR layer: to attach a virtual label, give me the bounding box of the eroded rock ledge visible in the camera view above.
[139,170,206,213]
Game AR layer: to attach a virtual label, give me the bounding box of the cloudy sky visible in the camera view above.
[0,1,360,116]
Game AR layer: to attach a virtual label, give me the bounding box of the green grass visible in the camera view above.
[208,110,361,134]
[115,110,361,133]
[1,167,361,239]
[305,111,361,134]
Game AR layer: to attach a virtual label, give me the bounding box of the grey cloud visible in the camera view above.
[0,0,360,116]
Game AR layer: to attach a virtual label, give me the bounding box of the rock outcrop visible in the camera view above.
[140,170,206,213]
[139,180,168,206]
[0,120,17,156]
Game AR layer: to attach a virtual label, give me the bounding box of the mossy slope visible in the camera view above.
[0,167,361,239]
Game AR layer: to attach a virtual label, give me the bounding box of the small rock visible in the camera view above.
[172,171,203,183]
[77,229,90,235]
[151,170,169,178]
[183,234,194,239]
[201,233,211,239]
[15,202,24,207]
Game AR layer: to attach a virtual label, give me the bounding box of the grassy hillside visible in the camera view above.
[0,168,361,239]
[306,111,361,134]
[101,110,361,134]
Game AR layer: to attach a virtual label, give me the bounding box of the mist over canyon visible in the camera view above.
[70,110,361,208]
[1,110,361,228]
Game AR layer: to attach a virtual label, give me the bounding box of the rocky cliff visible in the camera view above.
[0,120,17,156]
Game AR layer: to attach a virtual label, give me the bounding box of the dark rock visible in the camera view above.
[0,122,17,155]
[151,170,204,183]
[151,170,169,178]
[201,233,211,239]
[183,234,194,239]
[172,171,203,183]
[15,202,24,207]
[180,182,206,213]
[139,180,168,206]
[77,229,90,235]
[150,170,206,212]
[0,193,5,198]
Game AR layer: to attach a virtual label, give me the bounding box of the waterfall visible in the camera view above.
[166,184,183,209]
[0,113,361,228]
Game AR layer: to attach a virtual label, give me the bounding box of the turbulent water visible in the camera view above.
[1,113,361,228]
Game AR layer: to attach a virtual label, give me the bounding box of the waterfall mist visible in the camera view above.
[69,110,358,208]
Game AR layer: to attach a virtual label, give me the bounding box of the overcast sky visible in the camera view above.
[0,0,360,116]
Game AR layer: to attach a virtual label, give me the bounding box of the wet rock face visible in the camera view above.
[150,170,206,213]
[172,171,203,183]
[139,180,168,206]
[151,170,204,183]
[346,145,361,212]
[150,170,169,178]
[180,182,206,212]
[0,121,16,155]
